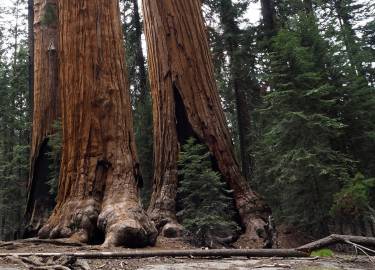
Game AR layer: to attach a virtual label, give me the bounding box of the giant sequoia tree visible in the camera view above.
[38,0,157,247]
[143,0,271,246]
[25,0,59,237]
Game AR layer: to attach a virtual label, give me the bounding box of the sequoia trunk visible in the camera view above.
[143,0,272,247]
[25,0,59,238]
[38,0,157,247]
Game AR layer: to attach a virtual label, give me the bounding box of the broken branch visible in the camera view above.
[297,234,375,252]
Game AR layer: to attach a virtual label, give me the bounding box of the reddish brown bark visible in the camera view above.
[27,0,34,119]
[143,0,272,247]
[38,0,157,248]
[25,0,59,237]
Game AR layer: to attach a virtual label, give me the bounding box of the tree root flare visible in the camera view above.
[99,204,157,248]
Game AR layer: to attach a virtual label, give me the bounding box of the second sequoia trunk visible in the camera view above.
[38,0,157,247]
[25,0,59,237]
[143,0,272,247]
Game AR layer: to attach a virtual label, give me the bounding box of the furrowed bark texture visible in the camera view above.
[27,0,34,119]
[38,0,157,248]
[143,0,271,247]
[25,0,59,237]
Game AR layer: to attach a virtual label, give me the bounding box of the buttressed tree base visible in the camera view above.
[38,0,157,247]
[143,0,272,247]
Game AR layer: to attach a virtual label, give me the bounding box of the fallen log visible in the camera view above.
[0,249,308,258]
[297,234,375,252]
[2,234,373,260]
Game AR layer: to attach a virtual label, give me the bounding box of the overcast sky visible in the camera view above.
[0,0,261,24]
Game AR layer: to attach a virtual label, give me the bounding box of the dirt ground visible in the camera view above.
[0,237,373,270]
[1,255,373,270]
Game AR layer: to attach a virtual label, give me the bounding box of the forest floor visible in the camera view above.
[0,237,373,269]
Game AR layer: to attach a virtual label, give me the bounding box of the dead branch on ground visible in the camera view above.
[297,234,375,252]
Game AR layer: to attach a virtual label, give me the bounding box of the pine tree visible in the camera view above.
[361,19,375,85]
[331,173,375,233]
[260,0,278,40]
[319,0,375,187]
[177,138,239,247]
[254,13,354,236]
[320,0,374,79]
[210,0,260,181]
[254,0,375,236]
[204,0,265,180]
[0,0,30,240]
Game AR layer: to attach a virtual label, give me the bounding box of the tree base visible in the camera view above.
[38,199,100,243]
[235,195,274,248]
[38,199,157,248]
[99,203,157,248]
[161,223,184,238]
[148,207,184,239]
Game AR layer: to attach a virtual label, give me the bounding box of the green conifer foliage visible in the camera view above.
[121,0,153,206]
[0,0,30,240]
[331,173,375,220]
[204,0,261,175]
[254,14,355,236]
[177,138,239,247]
[361,20,375,85]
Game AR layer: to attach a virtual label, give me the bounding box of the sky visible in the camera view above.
[243,2,262,24]
[0,0,262,25]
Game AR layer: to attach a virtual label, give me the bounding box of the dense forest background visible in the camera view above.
[0,0,374,243]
